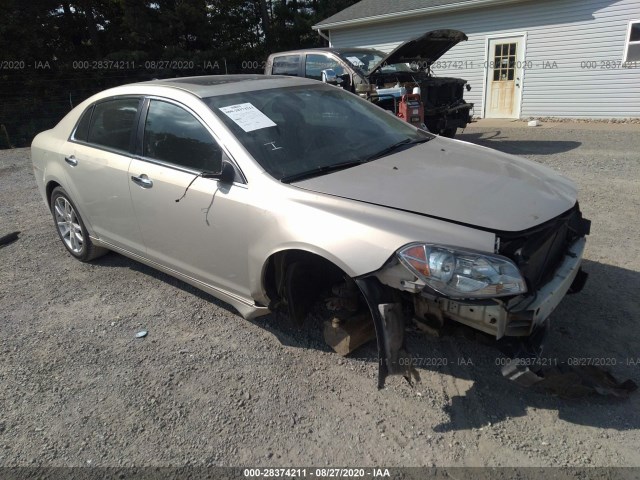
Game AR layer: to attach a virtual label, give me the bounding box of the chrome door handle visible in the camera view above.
[131,175,153,188]
[64,155,78,167]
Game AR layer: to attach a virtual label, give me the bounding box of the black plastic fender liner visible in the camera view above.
[355,277,420,389]
[568,267,588,294]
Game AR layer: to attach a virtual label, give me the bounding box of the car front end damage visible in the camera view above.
[356,204,591,388]
[367,78,473,136]
[420,77,474,136]
[363,29,475,135]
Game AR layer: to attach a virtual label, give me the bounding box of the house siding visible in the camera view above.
[328,0,640,118]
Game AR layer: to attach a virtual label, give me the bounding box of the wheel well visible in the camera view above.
[45,181,61,207]
[263,249,348,323]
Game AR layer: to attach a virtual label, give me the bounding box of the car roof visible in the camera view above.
[131,75,320,98]
[269,47,384,56]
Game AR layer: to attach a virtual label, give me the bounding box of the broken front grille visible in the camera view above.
[498,204,590,291]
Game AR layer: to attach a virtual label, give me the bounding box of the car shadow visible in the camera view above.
[93,252,640,431]
[245,258,640,433]
[408,258,640,432]
[92,252,242,313]
[458,130,582,156]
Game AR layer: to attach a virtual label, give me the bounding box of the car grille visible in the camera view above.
[497,204,590,291]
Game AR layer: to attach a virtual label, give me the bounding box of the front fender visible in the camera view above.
[245,182,495,303]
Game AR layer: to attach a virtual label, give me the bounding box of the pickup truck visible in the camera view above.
[264,29,474,137]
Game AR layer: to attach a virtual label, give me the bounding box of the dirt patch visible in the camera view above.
[1,122,640,468]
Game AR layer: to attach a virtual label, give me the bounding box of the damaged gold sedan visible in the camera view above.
[32,75,590,387]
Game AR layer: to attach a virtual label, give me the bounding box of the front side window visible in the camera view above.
[87,98,140,152]
[305,54,345,80]
[624,21,640,63]
[143,99,222,172]
[272,55,300,76]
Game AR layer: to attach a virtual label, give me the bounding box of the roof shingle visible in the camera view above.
[314,0,508,28]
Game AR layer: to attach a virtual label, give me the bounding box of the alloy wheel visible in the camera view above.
[54,196,84,254]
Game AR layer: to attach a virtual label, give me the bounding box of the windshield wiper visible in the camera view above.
[364,137,432,162]
[280,136,432,183]
[281,160,365,183]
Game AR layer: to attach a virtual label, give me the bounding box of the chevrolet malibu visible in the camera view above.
[31,75,590,387]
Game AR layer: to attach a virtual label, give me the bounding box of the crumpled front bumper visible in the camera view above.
[426,102,473,130]
[413,237,587,339]
[505,236,587,334]
[359,236,588,388]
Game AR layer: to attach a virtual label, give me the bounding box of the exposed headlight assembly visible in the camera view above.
[397,243,527,299]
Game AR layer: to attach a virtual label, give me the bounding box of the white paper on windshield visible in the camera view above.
[346,56,365,67]
[219,103,276,132]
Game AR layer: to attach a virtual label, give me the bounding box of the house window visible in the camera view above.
[624,21,640,63]
[492,43,517,81]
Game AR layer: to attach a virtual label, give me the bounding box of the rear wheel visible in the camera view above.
[50,186,107,262]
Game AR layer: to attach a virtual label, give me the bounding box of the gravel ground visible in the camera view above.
[1,121,639,468]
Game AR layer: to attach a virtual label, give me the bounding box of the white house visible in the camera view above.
[312,0,640,119]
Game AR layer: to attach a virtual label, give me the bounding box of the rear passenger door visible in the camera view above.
[268,54,302,76]
[66,97,145,253]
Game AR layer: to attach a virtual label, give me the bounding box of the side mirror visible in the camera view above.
[466,84,472,92]
[218,161,236,184]
[204,154,235,184]
[208,152,224,175]
[321,69,342,85]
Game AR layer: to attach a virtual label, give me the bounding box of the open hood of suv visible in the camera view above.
[370,29,468,74]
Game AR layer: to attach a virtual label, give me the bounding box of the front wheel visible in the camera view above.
[440,127,457,138]
[50,186,107,262]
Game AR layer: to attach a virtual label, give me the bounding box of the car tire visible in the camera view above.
[440,128,457,138]
[50,186,107,262]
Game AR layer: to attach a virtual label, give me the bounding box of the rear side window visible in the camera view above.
[272,55,300,76]
[87,98,140,152]
[72,106,93,142]
[143,99,222,172]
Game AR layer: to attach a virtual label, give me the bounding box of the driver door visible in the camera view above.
[304,53,352,90]
[128,98,251,298]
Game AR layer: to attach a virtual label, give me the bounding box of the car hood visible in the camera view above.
[370,29,468,74]
[292,137,577,233]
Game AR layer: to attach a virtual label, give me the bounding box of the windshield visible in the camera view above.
[378,62,416,73]
[205,84,433,182]
[340,50,385,74]
[340,50,414,75]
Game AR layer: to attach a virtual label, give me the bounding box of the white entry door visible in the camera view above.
[485,36,525,118]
